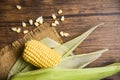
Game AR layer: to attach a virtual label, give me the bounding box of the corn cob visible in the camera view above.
[23,40,61,68]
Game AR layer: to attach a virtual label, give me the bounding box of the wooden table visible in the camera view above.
[0,0,120,80]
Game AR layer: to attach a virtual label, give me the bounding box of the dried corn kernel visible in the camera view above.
[58,9,63,14]
[16,5,22,10]
[11,27,17,32]
[34,22,39,27]
[39,16,43,24]
[29,19,33,25]
[23,40,61,68]
[60,31,69,37]
[64,33,69,37]
[16,28,21,33]
[22,22,27,27]
[51,23,57,27]
[36,16,43,24]
[36,17,40,22]
[23,30,29,34]
[60,31,64,36]
[61,16,65,21]
[52,14,57,20]
[54,20,59,25]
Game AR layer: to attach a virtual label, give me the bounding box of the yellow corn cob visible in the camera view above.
[23,40,61,68]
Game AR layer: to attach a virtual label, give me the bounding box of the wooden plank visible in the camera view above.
[0,0,120,22]
[0,0,120,80]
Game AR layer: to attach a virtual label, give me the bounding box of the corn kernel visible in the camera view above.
[61,16,65,21]
[52,14,57,20]
[22,22,27,27]
[60,31,64,37]
[58,9,63,14]
[36,16,43,24]
[16,28,21,33]
[11,27,17,32]
[29,19,33,25]
[54,20,59,25]
[34,22,39,27]
[60,31,69,37]
[64,33,69,37]
[39,16,43,24]
[51,23,57,27]
[23,30,29,34]
[16,5,22,10]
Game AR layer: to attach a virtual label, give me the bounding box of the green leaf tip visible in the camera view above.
[56,49,108,69]
[62,23,105,57]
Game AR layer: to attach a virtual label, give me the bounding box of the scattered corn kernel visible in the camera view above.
[34,22,39,27]
[16,28,21,33]
[11,27,17,32]
[54,20,59,25]
[51,23,57,27]
[23,30,29,34]
[36,16,43,24]
[58,9,63,14]
[60,31,64,36]
[61,16,65,21]
[29,19,33,25]
[16,5,22,10]
[36,17,40,22]
[39,16,43,24]
[60,31,69,37]
[22,22,27,27]
[52,14,57,20]
[23,40,61,68]
[63,33,69,37]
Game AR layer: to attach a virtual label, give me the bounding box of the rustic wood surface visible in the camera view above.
[0,0,120,80]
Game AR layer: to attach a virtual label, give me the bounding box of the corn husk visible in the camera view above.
[11,64,120,80]
[54,23,104,56]
[56,49,108,69]
[40,37,61,48]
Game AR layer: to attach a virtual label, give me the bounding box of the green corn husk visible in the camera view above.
[56,49,108,69]
[7,23,106,80]
[7,57,35,80]
[40,37,61,48]
[11,64,120,80]
[54,23,104,56]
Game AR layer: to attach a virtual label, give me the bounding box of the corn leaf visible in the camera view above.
[11,64,120,80]
[54,23,104,57]
[7,57,28,80]
[56,49,108,69]
[40,37,61,48]
[107,63,120,66]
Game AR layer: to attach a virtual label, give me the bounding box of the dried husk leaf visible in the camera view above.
[40,37,61,48]
[11,64,120,80]
[56,49,108,69]
[54,23,104,56]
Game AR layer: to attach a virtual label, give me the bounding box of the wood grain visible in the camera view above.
[0,0,120,80]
